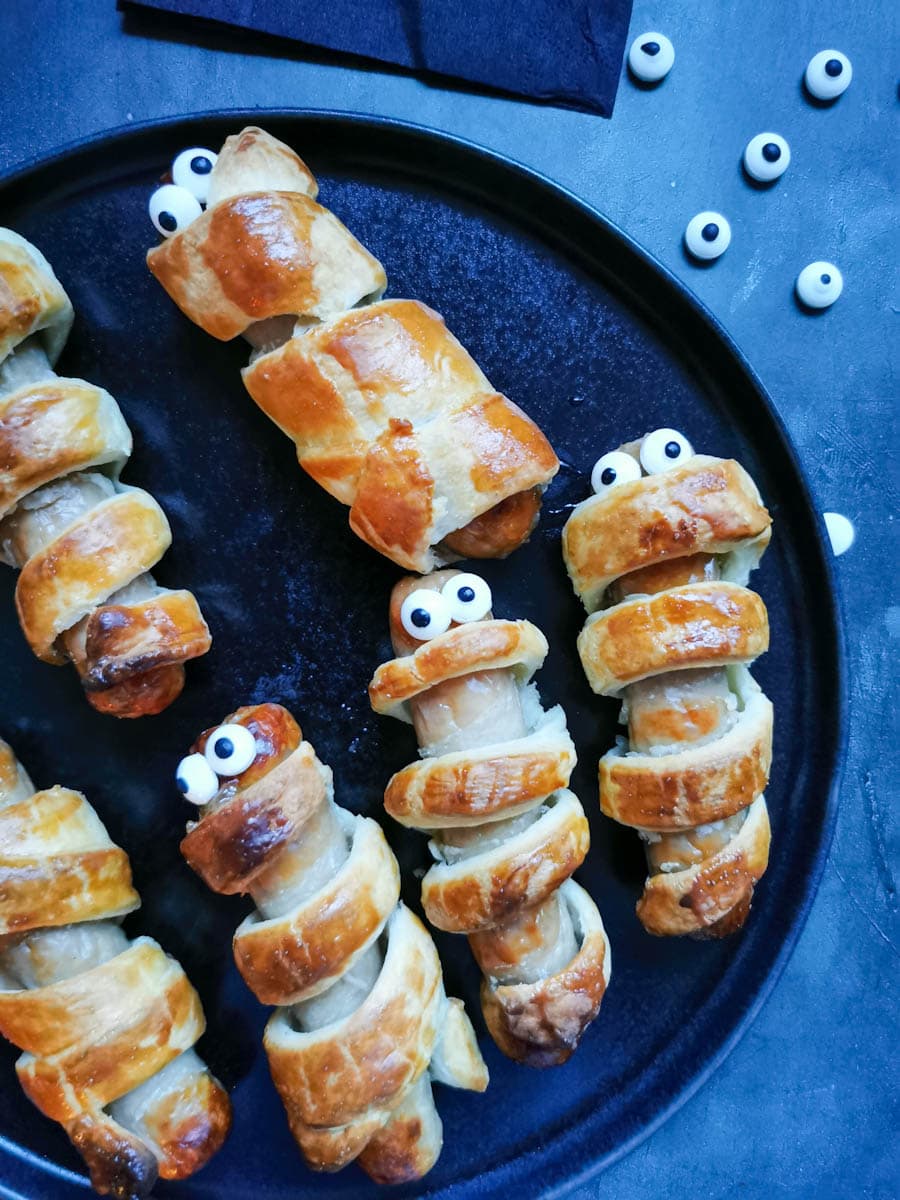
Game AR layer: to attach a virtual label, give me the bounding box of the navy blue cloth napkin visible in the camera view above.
[119,0,633,117]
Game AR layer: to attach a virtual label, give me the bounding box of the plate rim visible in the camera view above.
[0,108,848,1200]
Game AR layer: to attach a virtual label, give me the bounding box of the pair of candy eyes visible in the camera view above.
[400,573,492,642]
[590,428,693,497]
[176,722,257,806]
[149,147,218,237]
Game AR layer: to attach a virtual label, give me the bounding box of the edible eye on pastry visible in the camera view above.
[400,589,452,641]
[149,184,202,237]
[684,212,731,260]
[627,32,675,82]
[743,133,791,182]
[590,450,642,496]
[796,262,843,309]
[176,753,219,806]
[805,50,852,100]
[204,723,258,775]
[171,147,218,203]
[442,573,492,623]
[640,428,694,474]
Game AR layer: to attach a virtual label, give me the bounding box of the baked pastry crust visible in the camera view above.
[0,740,230,1197]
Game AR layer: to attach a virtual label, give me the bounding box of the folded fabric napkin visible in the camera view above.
[119,0,633,117]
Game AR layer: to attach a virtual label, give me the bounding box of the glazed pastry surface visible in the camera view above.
[0,228,210,717]
[0,739,230,1199]
[147,127,559,570]
[563,432,774,936]
[177,703,487,1184]
[369,571,610,1066]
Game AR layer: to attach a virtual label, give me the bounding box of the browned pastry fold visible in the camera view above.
[0,739,230,1199]
[563,439,774,937]
[369,571,610,1066]
[147,127,559,570]
[0,230,210,717]
[179,702,487,1184]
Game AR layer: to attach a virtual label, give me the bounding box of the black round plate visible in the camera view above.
[0,112,844,1200]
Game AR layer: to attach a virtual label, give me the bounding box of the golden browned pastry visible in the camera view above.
[562,428,774,937]
[369,571,610,1067]
[0,228,211,718]
[0,738,230,1199]
[175,702,488,1184]
[146,127,559,571]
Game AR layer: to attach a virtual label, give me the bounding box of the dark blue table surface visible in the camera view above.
[1,3,897,1199]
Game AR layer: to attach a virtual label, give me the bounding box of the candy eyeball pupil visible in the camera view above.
[701,223,719,242]
[665,441,681,458]
[458,586,476,603]
[411,608,431,628]
[214,736,233,758]
[191,155,212,174]
[825,59,842,76]
[176,775,188,793]
[159,211,177,232]
[820,273,831,284]
[641,41,660,55]
[600,467,617,486]
[762,143,781,162]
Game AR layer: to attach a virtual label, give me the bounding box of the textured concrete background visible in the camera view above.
[1,2,897,1198]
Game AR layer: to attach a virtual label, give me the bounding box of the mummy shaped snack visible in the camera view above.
[146,127,559,571]
[177,703,488,1184]
[369,572,610,1067]
[563,430,774,937]
[0,738,230,1198]
[0,229,210,717]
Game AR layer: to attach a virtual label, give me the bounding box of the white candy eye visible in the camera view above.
[171,148,218,203]
[805,51,852,101]
[175,753,219,806]
[204,724,258,775]
[684,212,731,260]
[640,429,694,474]
[400,589,452,641]
[149,184,202,237]
[441,573,492,623]
[628,33,675,82]
[591,451,642,496]
[743,133,791,182]
[796,262,843,309]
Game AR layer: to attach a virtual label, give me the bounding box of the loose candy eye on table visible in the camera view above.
[684,212,731,260]
[805,50,853,100]
[744,133,791,182]
[628,33,675,83]
[796,262,843,309]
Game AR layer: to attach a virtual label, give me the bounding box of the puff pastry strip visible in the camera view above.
[0,229,210,717]
[0,738,230,1198]
[178,703,487,1184]
[147,127,559,570]
[369,571,610,1067]
[563,438,774,936]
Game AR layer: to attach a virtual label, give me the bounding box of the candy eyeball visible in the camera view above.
[628,32,675,82]
[441,573,492,623]
[685,212,731,260]
[805,50,852,100]
[149,184,202,237]
[204,723,258,776]
[176,753,219,806]
[640,428,694,474]
[744,133,791,182]
[171,147,218,203]
[796,262,843,309]
[400,589,452,641]
[590,450,642,496]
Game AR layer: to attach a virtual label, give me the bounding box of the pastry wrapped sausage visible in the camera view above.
[562,428,774,936]
[0,738,230,1199]
[175,703,488,1184]
[0,229,210,717]
[146,127,559,571]
[369,571,610,1066]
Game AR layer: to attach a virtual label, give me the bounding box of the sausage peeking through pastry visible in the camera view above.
[176,703,488,1184]
[369,571,611,1067]
[0,228,210,717]
[146,127,559,571]
[0,738,230,1199]
[563,429,774,937]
